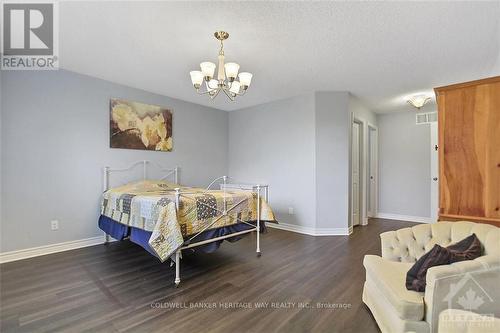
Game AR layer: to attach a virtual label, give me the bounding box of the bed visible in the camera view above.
[99,160,275,286]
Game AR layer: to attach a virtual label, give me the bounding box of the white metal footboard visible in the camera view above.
[172,175,263,286]
[102,160,265,287]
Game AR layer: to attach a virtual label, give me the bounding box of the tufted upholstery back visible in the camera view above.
[380,221,500,263]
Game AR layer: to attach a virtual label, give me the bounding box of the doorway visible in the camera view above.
[350,119,378,231]
[351,121,362,227]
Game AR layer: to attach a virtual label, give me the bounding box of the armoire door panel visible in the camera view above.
[441,87,485,217]
[485,82,500,219]
[436,76,500,225]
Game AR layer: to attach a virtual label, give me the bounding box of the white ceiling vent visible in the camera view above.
[416,112,437,125]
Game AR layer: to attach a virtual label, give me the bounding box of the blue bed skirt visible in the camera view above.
[98,215,265,259]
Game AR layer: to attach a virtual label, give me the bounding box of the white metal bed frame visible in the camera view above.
[102,160,264,286]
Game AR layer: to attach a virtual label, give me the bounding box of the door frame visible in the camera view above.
[430,122,439,222]
[367,123,378,220]
[351,120,362,227]
[349,116,378,230]
[350,116,369,229]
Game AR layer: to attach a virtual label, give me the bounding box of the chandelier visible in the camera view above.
[189,31,253,101]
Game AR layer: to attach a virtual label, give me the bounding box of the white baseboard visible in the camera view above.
[362,217,370,226]
[376,213,434,224]
[1,222,353,264]
[267,222,351,236]
[0,236,106,264]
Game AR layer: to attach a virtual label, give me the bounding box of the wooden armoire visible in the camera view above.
[434,76,500,226]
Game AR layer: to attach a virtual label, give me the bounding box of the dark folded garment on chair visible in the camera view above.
[406,233,482,292]
[447,233,482,261]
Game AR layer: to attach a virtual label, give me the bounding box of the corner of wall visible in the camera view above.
[0,69,3,250]
[314,91,351,230]
[311,92,317,231]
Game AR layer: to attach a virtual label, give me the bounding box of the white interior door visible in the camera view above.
[352,122,361,226]
[430,122,439,222]
[367,126,377,218]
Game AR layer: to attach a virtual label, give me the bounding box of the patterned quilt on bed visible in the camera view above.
[100,180,275,261]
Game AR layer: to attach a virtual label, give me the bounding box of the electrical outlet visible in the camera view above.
[288,207,294,215]
[50,220,59,231]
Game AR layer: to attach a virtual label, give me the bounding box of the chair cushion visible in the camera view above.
[364,255,425,321]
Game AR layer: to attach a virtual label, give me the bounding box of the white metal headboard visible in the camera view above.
[103,160,179,191]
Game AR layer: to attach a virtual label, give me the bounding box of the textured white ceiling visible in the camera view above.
[59,1,500,112]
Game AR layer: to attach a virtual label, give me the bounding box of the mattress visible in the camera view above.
[100,180,275,261]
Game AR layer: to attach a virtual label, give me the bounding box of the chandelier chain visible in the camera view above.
[219,40,224,55]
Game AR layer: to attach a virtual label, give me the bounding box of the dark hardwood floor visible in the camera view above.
[0,219,418,333]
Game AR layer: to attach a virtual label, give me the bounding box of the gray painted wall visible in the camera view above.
[0,70,2,234]
[350,96,377,126]
[1,70,376,252]
[315,92,350,230]
[492,24,500,75]
[377,111,430,218]
[493,54,500,75]
[1,70,228,252]
[228,94,317,229]
[228,92,367,232]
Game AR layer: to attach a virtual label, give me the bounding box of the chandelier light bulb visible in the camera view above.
[224,62,240,81]
[200,62,216,80]
[238,72,253,89]
[190,71,204,88]
[229,81,241,94]
[208,79,219,90]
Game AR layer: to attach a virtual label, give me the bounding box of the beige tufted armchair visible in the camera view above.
[362,221,500,333]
